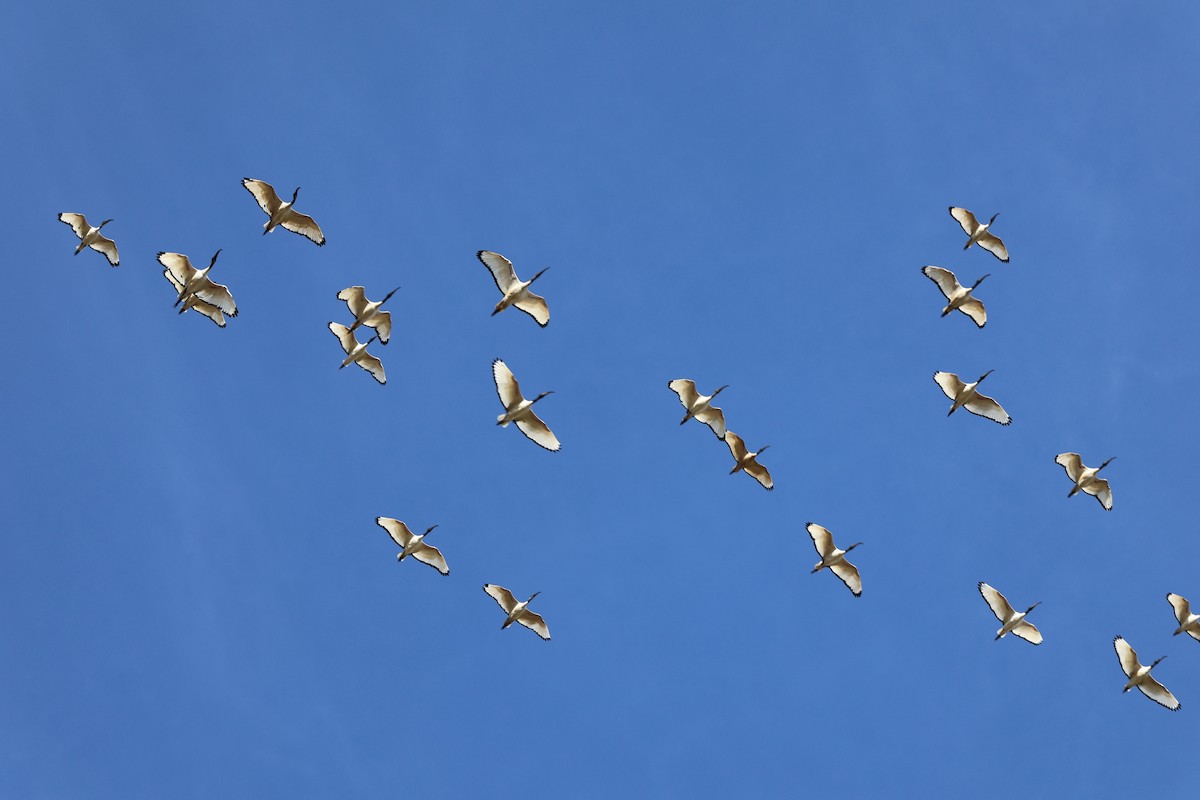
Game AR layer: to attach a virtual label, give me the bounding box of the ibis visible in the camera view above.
[375,517,448,575]
[329,322,385,384]
[1054,453,1113,511]
[492,358,559,451]
[477,250,549,327]
[921,266,988,328]
[242,178,326,245]
[667,379,728,438]
[58,213,118,266]
[162,269,226,327]
[978,582,1042,644]
[805,523,862,597]
[933,370,1011,425]
[338,286,398,344]
[483,584,550,640]
[724,431,772,490]
[158,251,238,317]
[1166,593,1200,643]
[1114,636,1180,710]
[949,206,1009,262]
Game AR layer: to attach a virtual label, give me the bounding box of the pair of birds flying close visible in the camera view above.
[667,380,774,491]
[329,286,400,385]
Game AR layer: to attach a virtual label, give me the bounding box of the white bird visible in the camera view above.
[58,213,119,266]
[978,582,1042,644]
[158,251,238,317]
[1166,593,1200,643]
[806,523,862,597]
[375,517,449,575]
[724,431,772,490]
[329,322,385,384]
[492,358,559,451]
[483,584,550,640]
[1114,636,1180,711]
[477,250,550,327]
[242,178,326,246]
[949,206,1009,262]
[921,266,989,328]
[667,379,728,438]
[338,286,399,344]
[162,269,226,327]
[933,370,1011,425]
[1054,453,1114,511]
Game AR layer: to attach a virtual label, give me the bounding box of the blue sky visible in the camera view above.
[3,2,1199,796]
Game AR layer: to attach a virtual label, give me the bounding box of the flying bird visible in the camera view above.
[329,322,385,385]
[375,517,448,575]
[58,213,118,266]
[949,206,1009,262]
[933,370,1011,425]
[242,178,326,245]
[477,250,550,327]
[338,286,398,344]
[667,379,728,438]
[1054,453,1114,511]
[1114,636,1180,711]
[158,251,237,317]
[492,358,559,451]
[724,431,772,490]
[921,266,988,328]
[483,584,550,640]
[162,269,227,327]
[978,582,1042,644]
[1166,594,1200,643]
[806,523,862,597]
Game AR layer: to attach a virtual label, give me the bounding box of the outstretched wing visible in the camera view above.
[978,582,1014,623]
[1082,478,1112,511]
[411,543,449,576]
[280,209,326,246]
[977,231,1009,262]
[364,310,392,344]
[242,178,283,215]
[338,286,369,318]
[356,352,386,385]
[515,411,561,452]
[195,280,237,317]
[492,359,524,408]
[830,560,862,597]
[806,523,836,560]
[933,371,966,401]
[1167,593,1192,626]
[964,392,1012,425]
[88,234,119,267]
[517,610,551,640]
[921,265,960,300]
[694,405,727,439]
[949,206,980,236]
[58,212,89,239]
[1011,621,1043,645]
[1113,636,1140,678]
[483,584,519,614]
[958,299,986,327]
[513,292,549,327]
[743,459,773,490]
[668,379,700,409]
[1055,453,1083,483]
[1137,676,1181,711]
[157,252,197,285]
[724,431,748,461]
[478,250,519,294]
[376,517,415,548]
[329,322,357,355]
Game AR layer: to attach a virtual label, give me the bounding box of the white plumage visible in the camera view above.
[376,517,449,575]
[978,582,1042,644]
[492,359,559,451]
[338,286,398,344]
[667,379,728,438]
[1166,593,1200,643]
[329,322,386,385]
[158,251,238,317]
[477,250,550,327]
[1114,636,1180,711]
[723,431,773,490]
[242,178,326,245]
[58,213,119,266]
[483,584,550,640]
[921,266,988,328]
[933,370,1011,425]
[949,206,1009,262]
[806,523,862,596]
[162,269,227,327]
[1054,453,1114,511]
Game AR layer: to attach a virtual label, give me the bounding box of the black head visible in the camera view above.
[366,334,379,346]
[988,212,999,225]
[292,187,300,202]
[382,286,401,303]
[530,267,550,283]
[846,542,863,552]
[976,369,994,384]
[971,273,991,290]
[712,384,730,397]
[1150,656,1167,669]
[423,524,439,536]
[527,591,541,603]
[208,249,223,268]
[1099,457,1116,471]
[533,391,555,403]
[99,218,114,228]
[1025,601,1041,614]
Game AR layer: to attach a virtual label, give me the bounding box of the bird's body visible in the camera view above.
[58,213,119,266]
[723,431,772,490]
[329,322,385,384]
[242,178,325,245]
[338,286,398,344]
[162,269,226,327]
[477,251,550,326]
[376,517,448,575]
[1114,636,1180,710]
[949,206,1009,262]
[921,266,988,327]
[978,582,1042,644]
[667,379,728,438]
[806,523,862,596]
[933,370,1011,425]
[492,358,559,451]
[1167,593,1200,642]
[1054,453,1114,510]
[158,251,237,317]
[483,584,550,639]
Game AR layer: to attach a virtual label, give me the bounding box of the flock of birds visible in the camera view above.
[57,187,1195,707]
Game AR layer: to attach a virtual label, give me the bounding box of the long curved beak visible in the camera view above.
[424,524,439,535]
[971,273,991,289]
[977,369,994,383]
[382,287,401,303]
[713,384,730,396]
[1099,457,1116,470]
[209,248,223,268]
[530,267,550,282]
[292,187,300,201]
[988,213,999,225]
